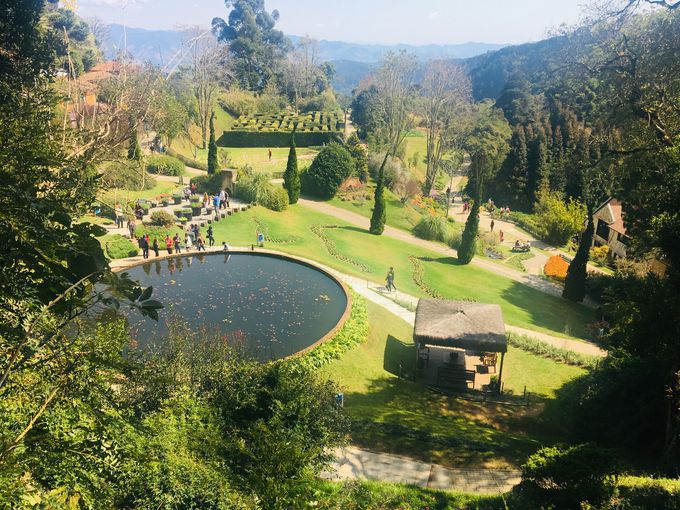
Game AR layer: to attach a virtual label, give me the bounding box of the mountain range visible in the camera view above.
[101,24,556,99]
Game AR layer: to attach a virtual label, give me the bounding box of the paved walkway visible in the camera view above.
[322,447,521,494]
[299,198,596,308]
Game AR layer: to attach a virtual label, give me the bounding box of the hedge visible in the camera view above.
[191,171,233,194]
[218,130,342,148]
[146,154,184,176]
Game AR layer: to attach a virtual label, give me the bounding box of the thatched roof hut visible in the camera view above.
[414,299,507,353]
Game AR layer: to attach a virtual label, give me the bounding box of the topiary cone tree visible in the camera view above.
[458,189,480,264]
[370,153,389,235]
[207,111,218,175]
[283,132,300,204]
[563,208,594,302]
[128,127,141,161]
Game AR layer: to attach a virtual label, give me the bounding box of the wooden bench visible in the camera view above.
[436,366,476,390]
[482,352,498,372]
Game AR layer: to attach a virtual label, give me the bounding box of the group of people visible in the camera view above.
[203,188,230,213]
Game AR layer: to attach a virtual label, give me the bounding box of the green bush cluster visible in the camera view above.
[412,215,449,242]
[233,174,288,211]
[145,154,184,176]
[302,143,354,199]
[103,234,138,259]
[230,111,344,132]
[149,210,176,227]
[514,444,618,509]
[265,187,289,211]
[508,333,599,369]
[100,161,156,191]
[191,172,232,195]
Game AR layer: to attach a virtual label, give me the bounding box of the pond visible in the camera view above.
[120,252,348,361]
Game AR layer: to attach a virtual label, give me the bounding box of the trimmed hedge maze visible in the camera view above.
[219,111,345,147]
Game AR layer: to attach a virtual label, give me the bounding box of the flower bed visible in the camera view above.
[544,255,569,280]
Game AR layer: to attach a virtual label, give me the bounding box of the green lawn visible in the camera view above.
[402,130,427,181]
[207,204,594,340]
[99,180,182,208]
[328,185,426,232]
[319,300,585,468]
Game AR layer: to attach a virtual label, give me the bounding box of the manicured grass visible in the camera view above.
[207,204,594,340]
[328,185,425,232]
[402,131,427,181]
[99,180,182,207]
[319,300,585,468]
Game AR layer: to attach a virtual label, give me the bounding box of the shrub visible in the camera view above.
[544,255,569,280]
[104,234,138,259]
[413,215,448,242]
[508,333,599,369]
[149,210,176,227]
[191,172,232,195]
[514,444,618,509]
[458,198,480,264]
[100,161,156,191]
[616,475,680,509]
[146,155,184,176]
[234,173,274,205]
[591,244,610,267]
[533,192,587,246]
[302,143,354,199]
[262,187,289,212]
[283,135,300,204]
[446,229,462,250]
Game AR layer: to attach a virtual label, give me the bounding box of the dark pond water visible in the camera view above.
[121,253,347,360]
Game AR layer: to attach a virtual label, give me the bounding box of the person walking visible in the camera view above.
[490,219,495,232]
[224,187,230,208]
[196,234,206,252]
[127,218,137,239]
[152,238,160,257]
[268,148,272,161]
[114,202,124,229]
[385,267,396,292]
[173,233,182,254]
[212,193,220,216]
[165,234,174,255]
[499,230,504,243]
[207,225,215,246]
[139,236,149,259]
[184,233,193,250]
[219,188,226,210]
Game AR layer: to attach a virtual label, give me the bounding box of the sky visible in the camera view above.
[76,0,586,45]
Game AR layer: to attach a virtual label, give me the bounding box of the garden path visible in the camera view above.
[323,446,521,494]
[448,201,605,275]
[297,198,595,306]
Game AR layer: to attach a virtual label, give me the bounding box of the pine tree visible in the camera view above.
[283,133,300,204]
[369,154,388,235]
[207,111,218,175]
[458,190,480,264]
[528,132,549,207]
[563,210,594,302]
[506,125,529,209]
[549,125,566,192]
[128,128,141,161]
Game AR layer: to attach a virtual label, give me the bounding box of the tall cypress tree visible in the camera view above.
[458,189,480,265]
[369,154,389,235]
[283,132,300,204]
[528,131,549,206]
[207,111,218,175]
[563,209,594,302]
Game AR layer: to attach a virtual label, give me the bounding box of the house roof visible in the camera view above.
[594,198,627,236]
[414,299,507,353]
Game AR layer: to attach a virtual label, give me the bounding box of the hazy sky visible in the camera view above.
[76,0,586,45]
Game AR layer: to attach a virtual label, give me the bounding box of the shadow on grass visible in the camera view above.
[335,225,369,235]
[383,335,415,378]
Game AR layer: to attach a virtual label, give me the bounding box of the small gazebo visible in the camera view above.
[414,299,508,392]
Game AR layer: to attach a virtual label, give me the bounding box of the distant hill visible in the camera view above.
[102,24,185,66]
[100,23,565,100]
[463,34,571,100]
[288,35,505,63]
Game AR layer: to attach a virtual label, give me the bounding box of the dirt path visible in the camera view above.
[298,198,585,304]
